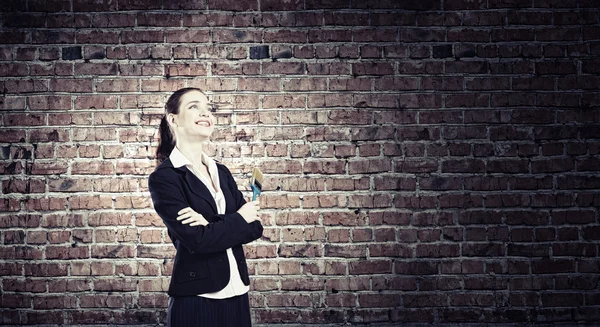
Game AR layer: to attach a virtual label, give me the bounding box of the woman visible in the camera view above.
[148,87,263,327]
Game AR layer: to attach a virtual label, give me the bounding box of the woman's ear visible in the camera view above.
[168,113,177,127]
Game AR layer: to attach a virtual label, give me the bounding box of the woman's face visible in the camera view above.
[169,90,215,142]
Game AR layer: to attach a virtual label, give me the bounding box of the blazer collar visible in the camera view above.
[156,158,223,214]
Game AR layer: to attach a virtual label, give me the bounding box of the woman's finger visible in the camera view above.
[181,217,198,225]
[176,212,192,220]
[181,217,194,224]
[177,207,192,215]
[177,210,192,216]
[189,217,208,226]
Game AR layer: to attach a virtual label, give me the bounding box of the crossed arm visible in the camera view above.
[148,171,262,254]
[177,203,259,227]
[177,207,210,226]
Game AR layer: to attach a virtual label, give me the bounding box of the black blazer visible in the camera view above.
[148,158,263,297]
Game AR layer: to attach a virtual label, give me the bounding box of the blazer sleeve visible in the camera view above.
[148,170,259,255]
[220,164,264,244]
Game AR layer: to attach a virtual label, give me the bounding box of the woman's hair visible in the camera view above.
[155,87,205,164]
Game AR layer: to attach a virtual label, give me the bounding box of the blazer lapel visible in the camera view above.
[177,166,218,214]
[216,165,238,214]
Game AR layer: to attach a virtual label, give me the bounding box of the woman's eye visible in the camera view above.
[190,105,197,110]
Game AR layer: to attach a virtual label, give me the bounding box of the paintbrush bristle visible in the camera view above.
[251,167,263,189]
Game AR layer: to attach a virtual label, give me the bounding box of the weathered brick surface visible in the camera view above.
[0,1,599,325]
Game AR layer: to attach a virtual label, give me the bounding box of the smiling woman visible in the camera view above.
[149,87,263,327]
[155,88,215,164]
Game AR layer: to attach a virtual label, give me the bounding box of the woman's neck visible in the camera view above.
[176,140,204,165]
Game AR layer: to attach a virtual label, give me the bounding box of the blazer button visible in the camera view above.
[189,272,196,278]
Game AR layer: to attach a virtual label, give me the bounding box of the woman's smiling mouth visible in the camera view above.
[195,119,211,127]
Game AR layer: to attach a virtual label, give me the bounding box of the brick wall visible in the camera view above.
[1,0,599,325]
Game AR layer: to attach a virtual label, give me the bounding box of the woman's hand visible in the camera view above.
[237,200,260,223]
[177,207,209,226]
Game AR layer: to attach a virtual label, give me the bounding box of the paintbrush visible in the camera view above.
[249,167,263,201]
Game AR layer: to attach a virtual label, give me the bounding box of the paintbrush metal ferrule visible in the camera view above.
[250,167,263,201]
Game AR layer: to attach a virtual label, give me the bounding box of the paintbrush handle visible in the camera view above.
[251,184,261,201]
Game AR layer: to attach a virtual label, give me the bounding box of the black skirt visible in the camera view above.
[167,292,252,327]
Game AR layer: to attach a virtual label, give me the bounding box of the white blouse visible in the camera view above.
[169,147,249,299]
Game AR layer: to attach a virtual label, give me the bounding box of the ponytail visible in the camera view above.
[156,116,175,164]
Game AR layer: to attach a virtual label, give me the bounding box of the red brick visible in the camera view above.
[266,294,311,308]
[45,231,68,245]
[138,279,169,292]
[416,244,460,258]
[359,293,401,308]
[182,13,230,26]
[32,295,77,309]
[71,230,92,244]
[121,30,163,43]
[306,62,350,75]
[349,260,392,274]
[279,277,322,292]
[212,29,261,43]
[91,245,135,259]
[353,62,394,75]
[45,245,88,259]
[46,13,91,28]
[370,244,412,258]
[373,77,418,91]
[353,28,397,42]
[282,78,327,91]
[254,309,302,324]
[3,113,44,127]
[238,78,281,92]
[66,310,112,324]
[262,62,305,75]
[312,45,334,58]
[4,79,48,94]
[325,244,367,258]
[49,78,92,93]
[165,29,210,43]
[3,230,25,244]
[278,244,323,258]
[22,310,64,324]
[79,295,124,308]
[165,63,206,76]
[326,294,356,307]
[71,161,114,175]
[24,263,68,277]
[0,63,28,76]
[94,79,139,92]
[72,0,116,11]
[25,230,47,244]
[76,30,119,44]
